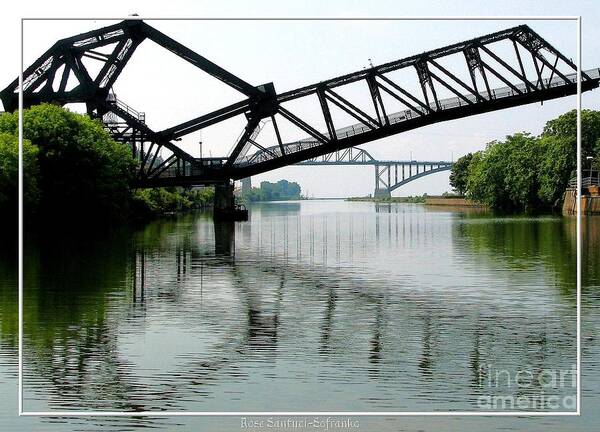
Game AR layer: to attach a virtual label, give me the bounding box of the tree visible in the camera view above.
[0,132,39,222]
[537,135,576,208]
[449,152,473,195]
[242,179,302,202]
[0,104,136,224]
[467,134,542,212]
[457,110,600,213]
[543,109,600,169]
[467,148,507,210]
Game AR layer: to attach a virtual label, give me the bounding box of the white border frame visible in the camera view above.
[17,15,583,417]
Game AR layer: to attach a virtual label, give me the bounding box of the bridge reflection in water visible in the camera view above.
[8,202,589,415]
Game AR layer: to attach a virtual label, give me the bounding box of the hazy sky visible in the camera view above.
[2,1,600,197]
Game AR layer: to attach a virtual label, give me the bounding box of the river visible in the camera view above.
[0,200,599,431]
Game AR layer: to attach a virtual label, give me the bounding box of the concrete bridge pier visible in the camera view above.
[214,181,235,213]
[214,181,248,221]
[374,188,391,198]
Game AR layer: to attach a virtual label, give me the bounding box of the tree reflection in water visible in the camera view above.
[0,206,597,418]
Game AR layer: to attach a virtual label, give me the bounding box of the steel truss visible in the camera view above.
[373,161,453,195]
[2,20,598,187]
[294,147,453,194]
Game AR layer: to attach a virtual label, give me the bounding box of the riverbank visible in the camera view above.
[346,195,426,203]
[346,195,488,207]
[424,196,488,207]
[132,187,214,220]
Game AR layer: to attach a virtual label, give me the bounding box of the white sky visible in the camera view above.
[2,0,600,197]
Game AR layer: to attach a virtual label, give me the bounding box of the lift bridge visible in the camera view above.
[2,20,598,216]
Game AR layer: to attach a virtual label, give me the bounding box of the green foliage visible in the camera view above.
[0,105,218,226]
[132,187,214,219]
[467,134,543,212]
[184,187,215,207]
[459,110,600,213]
[538,110,600,207]
[449,152,473,195]
[537,135,576,207]
[0,132,39,219]
[132,188,190,216]
[542,109,600,158]
[0,104,219,228]
[243,179,301,202]
[0,104,136,224]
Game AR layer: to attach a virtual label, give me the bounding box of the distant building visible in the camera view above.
[241,177,252,193]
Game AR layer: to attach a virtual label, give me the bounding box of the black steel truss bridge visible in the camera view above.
[2,19,598,196]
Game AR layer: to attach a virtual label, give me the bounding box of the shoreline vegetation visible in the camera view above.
[0,104,214,229]
[346,194,487,207]
[346,195,428,203]
[240,179,303,203]
[132,187,214,220]
[449,109,600,213]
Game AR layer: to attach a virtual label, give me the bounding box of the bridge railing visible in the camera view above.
[105,94,146,123]
[569,170,600,188]
[239,140,322,166]
[334,69,600,139]
[234,68,600,168]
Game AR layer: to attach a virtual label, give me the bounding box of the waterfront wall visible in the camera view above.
[563,187,600,215]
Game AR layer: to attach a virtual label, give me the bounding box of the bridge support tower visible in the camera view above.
[374,188,391,198]
[214,181,248,221]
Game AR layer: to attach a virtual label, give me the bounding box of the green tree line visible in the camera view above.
[0,104,213,227]
[449,109,600,213]
[242,179,302,202]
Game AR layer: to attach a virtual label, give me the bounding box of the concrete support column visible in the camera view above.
[214,180,248,221]
[374,188,391,198]
[214,181,235,214]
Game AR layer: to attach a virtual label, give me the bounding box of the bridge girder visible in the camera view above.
[3,20,598,187]
[295,147,454,194]
[296,147,376,165]
[374,162,453,195]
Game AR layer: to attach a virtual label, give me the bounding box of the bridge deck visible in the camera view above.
[233,69,599,173]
